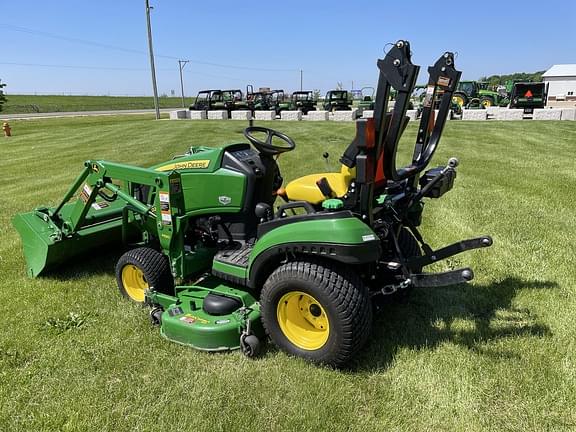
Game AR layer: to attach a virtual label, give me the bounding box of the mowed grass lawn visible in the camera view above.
[0,116,575,431]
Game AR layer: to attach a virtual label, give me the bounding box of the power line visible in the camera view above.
[0,61,250,81]
[0,61,155,71]
[0,23,299,72]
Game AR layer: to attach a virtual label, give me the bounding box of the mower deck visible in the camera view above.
[149,277,263,352]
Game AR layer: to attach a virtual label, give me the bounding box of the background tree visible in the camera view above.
[0,80,6,112]
[478,71,545,86]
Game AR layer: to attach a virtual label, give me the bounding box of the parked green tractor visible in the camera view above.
[323,90,353,111]
[452,80,509,108]
[13,40,491,366]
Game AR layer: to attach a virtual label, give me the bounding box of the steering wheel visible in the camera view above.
[243,126,296,156]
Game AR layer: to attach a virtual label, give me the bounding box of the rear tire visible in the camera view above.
[260,259,372,367]
[115,247,174,303]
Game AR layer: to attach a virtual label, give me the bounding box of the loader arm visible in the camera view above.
[13,160,184,277]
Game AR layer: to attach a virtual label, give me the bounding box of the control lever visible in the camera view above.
[409,157,458,207]
[322,152,332,171]
[255,203,273,222]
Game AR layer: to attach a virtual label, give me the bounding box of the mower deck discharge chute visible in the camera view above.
[14,40,492,366]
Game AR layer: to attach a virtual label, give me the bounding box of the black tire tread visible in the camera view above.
[260,259,372,367]
[115,247,174,302]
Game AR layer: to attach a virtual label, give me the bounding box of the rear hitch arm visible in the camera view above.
[406,236,493,270]
[410,267,474,288]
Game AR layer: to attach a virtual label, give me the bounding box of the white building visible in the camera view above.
[542,64,576,106]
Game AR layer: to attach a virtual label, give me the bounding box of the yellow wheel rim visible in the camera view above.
[452,95,465,107]
[277,291,330,350]
[482,99,492,107]
[121,264,148,302]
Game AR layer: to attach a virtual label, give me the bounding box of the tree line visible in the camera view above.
[478,71,546,86]
[0,80,6,112]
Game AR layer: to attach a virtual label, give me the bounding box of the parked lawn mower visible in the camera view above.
[13,40,492,366]
[323,90,353,111]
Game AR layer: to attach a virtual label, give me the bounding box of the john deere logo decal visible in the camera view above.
[218,196,232,205]
[155,160,210,171]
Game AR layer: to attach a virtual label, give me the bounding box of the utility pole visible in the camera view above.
[145,0,160,120]
[300,69,303,91]
[178,60,189,108]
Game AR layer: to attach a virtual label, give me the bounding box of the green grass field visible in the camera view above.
[1,95,190,114]
[1,116,575,431]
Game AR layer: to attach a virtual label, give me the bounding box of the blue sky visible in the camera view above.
[1,0,574,96]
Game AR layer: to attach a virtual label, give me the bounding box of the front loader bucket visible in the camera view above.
[12,203,125,278]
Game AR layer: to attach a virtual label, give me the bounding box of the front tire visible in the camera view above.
[260,260,372,367]
[115,247,174,303]
[480,96,494,108]
[452,93,467,108]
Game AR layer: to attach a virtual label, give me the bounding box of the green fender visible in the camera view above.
[246,215,381,288]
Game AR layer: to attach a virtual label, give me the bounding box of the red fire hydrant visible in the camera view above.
[3,122,11,137]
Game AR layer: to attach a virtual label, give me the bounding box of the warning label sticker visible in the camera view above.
[159,192,170,214]
[80,184,93,203]
[91,202,109,210]
[437,76,451,87]
[180,314,209,325]
[161,212,172,225]
[423,85,435,107]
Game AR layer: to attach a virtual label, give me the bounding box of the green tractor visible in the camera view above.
[13,40,491,366]
[452,80,509,109]
[323,90,353,111]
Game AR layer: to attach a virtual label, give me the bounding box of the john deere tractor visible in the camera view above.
[452,80,509,108]
[14,41,491,366]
